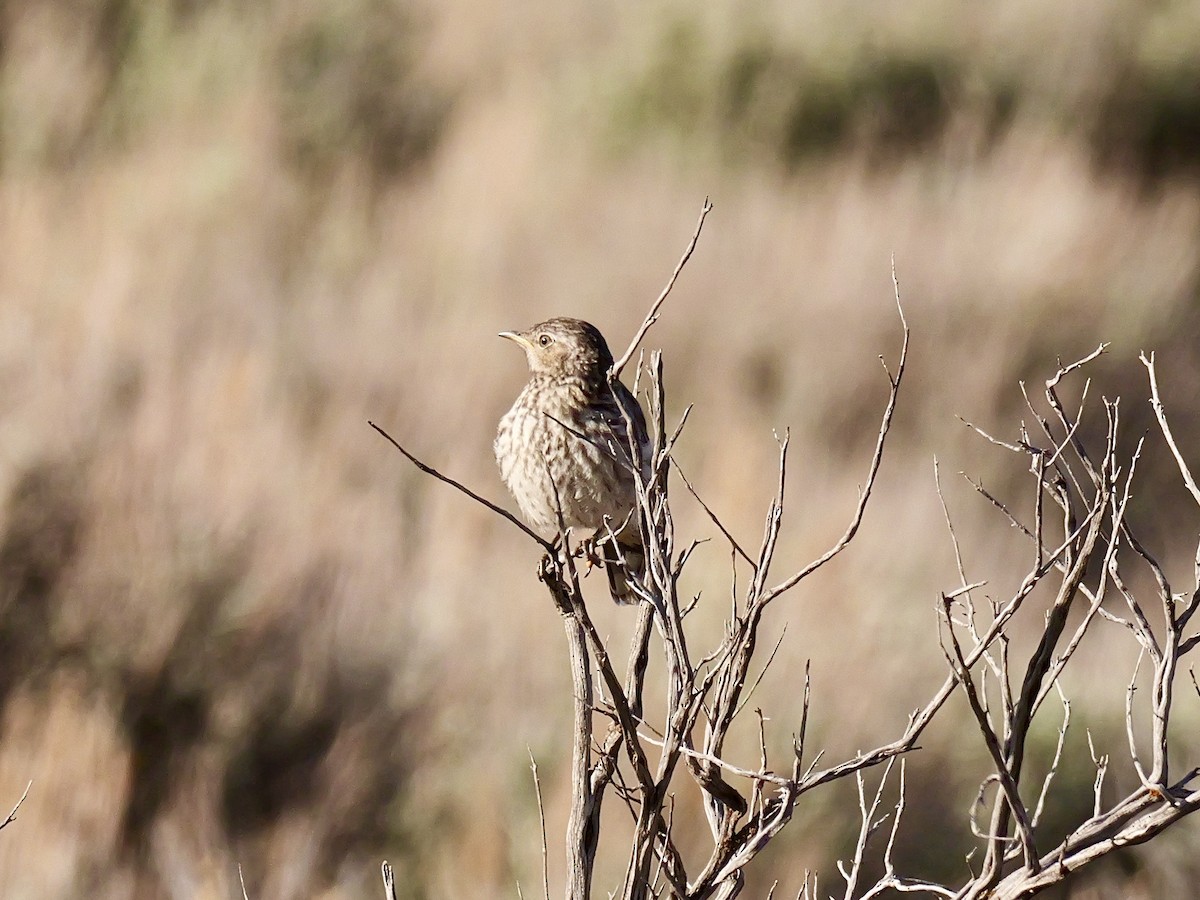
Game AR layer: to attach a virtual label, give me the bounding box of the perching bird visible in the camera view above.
[495,317,649,603]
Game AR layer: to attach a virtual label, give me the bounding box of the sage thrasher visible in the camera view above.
[495,317,649,603]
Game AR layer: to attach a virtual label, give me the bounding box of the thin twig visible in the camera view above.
[732,627,789,720]
[762,260,908,606]
[939,595,1040,871]
[0,781,30,832]
[611,198,714,377]
[1050,344,1109,387]
[840,760,897,900]
[935,458,1004,693]
[369,421,554,552]
[637,729,791,786]
[1030,682,1071,828]
[1142,351,1200,510]
[381,861,398,900]
[675,460,755,566]
[528,748,551,900]
[1087,730,1109,819]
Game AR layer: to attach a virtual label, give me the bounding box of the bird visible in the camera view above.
[495,317,650,604]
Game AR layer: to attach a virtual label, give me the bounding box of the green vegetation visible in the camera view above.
[0,0,452,179]
[276,0,450,182]
[607,12,1200,179]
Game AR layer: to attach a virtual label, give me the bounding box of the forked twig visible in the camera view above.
[0,781,30,832]
[381,861,397,900]
[761,257,909,606]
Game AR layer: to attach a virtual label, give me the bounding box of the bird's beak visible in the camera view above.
[498,330,529,348]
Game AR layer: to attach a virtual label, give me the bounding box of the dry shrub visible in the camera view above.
[0,0,1197,896]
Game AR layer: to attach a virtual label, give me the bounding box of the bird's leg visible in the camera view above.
[575,535,604,577]
[558,530,590,571]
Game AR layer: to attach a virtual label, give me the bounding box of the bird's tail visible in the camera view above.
[600,529,644,605]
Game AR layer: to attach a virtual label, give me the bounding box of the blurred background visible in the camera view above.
[1,0,1199,896]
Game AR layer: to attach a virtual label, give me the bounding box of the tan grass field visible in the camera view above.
[0,0,1198,896]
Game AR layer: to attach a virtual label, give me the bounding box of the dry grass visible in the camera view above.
[0,0,1198,896]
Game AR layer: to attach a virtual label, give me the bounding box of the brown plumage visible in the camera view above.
[495,317,649,603]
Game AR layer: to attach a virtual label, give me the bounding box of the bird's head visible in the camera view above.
[499,317,615,381]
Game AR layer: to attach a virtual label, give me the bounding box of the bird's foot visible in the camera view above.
[574,537,604,577]
[537,553,556,583]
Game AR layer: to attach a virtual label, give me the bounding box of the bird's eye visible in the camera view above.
[538,333,553,347]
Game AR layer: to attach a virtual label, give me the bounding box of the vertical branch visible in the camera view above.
[586,603,661,889]
[529,749,552,900]
[838,760,898,900]
[545,567,596,900]
[381,862,398,900]
[1137,352,1200,789]
[972,359,1114,889]
[1030,683,1071,829]
[1141,352,1200,510]
[940,594,1039,871]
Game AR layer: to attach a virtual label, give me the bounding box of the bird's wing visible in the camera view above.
[609,380,651,482]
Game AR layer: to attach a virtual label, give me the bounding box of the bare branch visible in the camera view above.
[1141,351,1200,510]
[528,748,551,900]
[0,781,30,833]
[1030,683,1071,829]
[839,760,898,900]
[369,421,554,552]
[939,594,1040,872]
[612,198,713,378]
[637,730,791,787]
[762,263,909,605]
[1087,730,1109,819]
[1125,649,1149,785]
[675,460,755,567]
[732,627,788,720]
[381,861,397,900]
[1050,343,1109,386]
[1033,434,1142,715]
[396,230,1200,900]
[987,780,1200,899]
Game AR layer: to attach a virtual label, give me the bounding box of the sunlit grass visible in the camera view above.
[0,0,1197,896]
